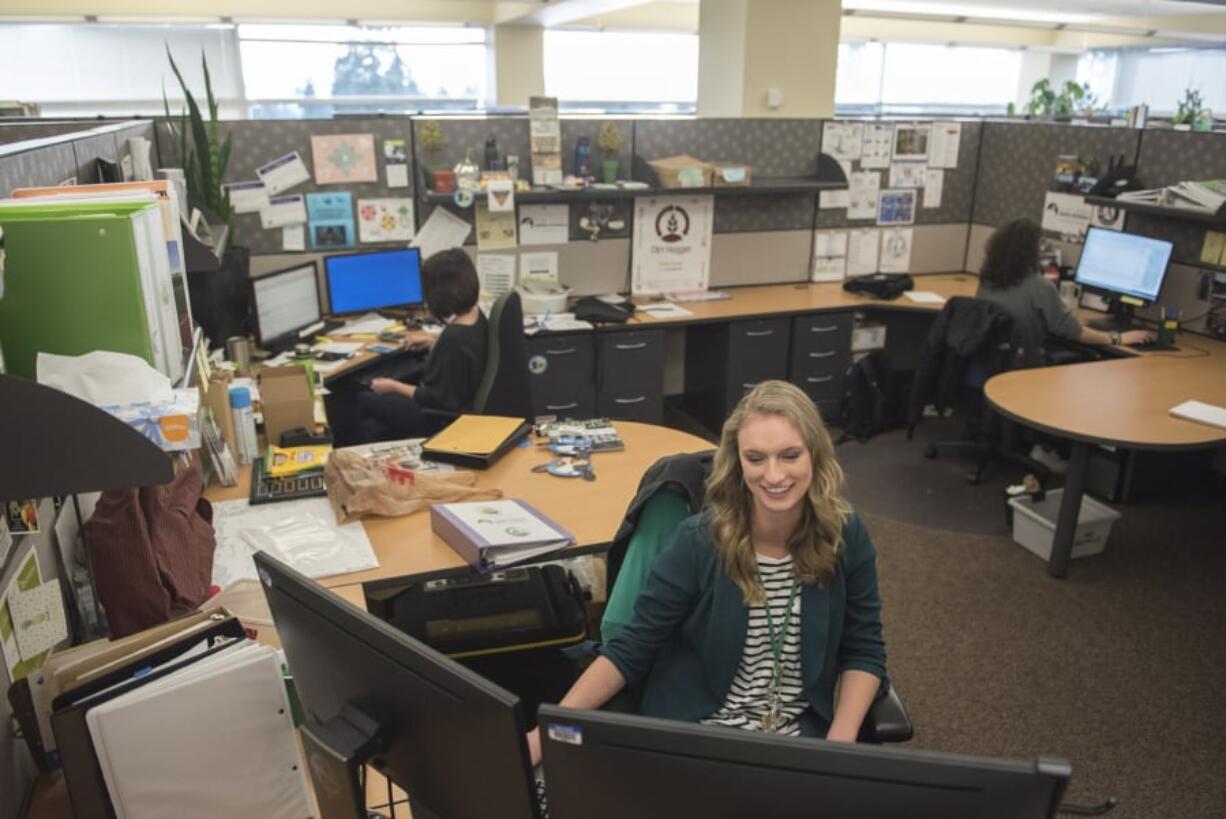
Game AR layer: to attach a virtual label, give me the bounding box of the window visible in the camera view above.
[837,42,1021,115]
[238,24,485,118]
[544,30,698,112]
[1079,47,1226,115]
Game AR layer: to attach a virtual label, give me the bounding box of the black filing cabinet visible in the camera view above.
[598,329,665,424]
[524,334,596,419]
[685,317,790,433]
[789,311,853,420]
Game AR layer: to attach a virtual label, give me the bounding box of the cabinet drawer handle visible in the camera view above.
[806,375,834,384]
[744,329,774,338]
[546,402,579,411]
[546,347,577,356]
[810,325,839,333]
[614,342,648,351]
[614,396,647,405]
[808,350,836,359]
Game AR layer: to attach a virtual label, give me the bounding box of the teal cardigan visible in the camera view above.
[600,511,888,735]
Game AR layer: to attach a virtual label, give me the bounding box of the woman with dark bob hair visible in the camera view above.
[527,380,887,764]
[977,218,1153,362]
[354,248,487,442]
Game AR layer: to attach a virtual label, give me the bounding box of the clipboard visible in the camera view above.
[421,414,531,469]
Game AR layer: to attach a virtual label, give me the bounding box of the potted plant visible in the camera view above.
[1172,88,1207,131]
[1014,79,1097,121]
[417,120,452,192]
[164,48,233,225]
[596,122,624,184]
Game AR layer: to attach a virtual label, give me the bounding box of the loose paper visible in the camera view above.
[0,550,46,683]
[638,302,693,319]
[879,227,914,273]
[307,192,356,249]
[812,255,846,281]
[877,189,917,226]
[9,581,67,661]
[1090,203,1126,232]
[820,189,849,210]
[904,291,947,304]
[486,179,515,213]
[1201,231,1226,265]
[282,225,305,251]
[256,151,311,196]
[631,195,715,295]
[357,197,415,243]
[520,251,559,283]
[383,138,409,188]
[814,231,849,258]
[822,122,864,162]
[412,207,473,261]
[923,169,945,209]
[1042,192,1094,241]
[280,224,305,250]
[0,520,11,570]
[259,194,307,229]
[847,172,881,221]
[311,133,378,185]
[477,254,516,297]
[223,181,271,215]
[860,124,893,169]
[893,124,931,160]
[889,161,927,189]
[928,122,963,169]
[519,204,570,245]
[847,229,880,276]
[475,202,518,250]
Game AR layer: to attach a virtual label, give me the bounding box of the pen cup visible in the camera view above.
[1157,307,1179,344]
[226,336,252,376]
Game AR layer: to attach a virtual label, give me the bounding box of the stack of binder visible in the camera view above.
[17,608,310,819]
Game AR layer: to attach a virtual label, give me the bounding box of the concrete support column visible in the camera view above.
[697,0,843,118]
[492,24,545,108]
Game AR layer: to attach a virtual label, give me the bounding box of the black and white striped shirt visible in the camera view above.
[702,553,805,736]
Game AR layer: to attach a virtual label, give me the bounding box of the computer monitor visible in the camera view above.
[538,705,1072,819]
[252,262,323,352]
[324,247,423,315]
[253,552,541,819]
[1074,227,1173,332]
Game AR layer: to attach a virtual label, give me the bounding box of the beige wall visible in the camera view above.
[493,24,545,108]
[740,0,841,118]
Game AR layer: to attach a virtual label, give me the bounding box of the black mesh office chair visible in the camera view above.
[907,296,1050,486]
[472,290,533,418]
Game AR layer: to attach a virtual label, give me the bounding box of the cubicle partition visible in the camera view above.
[0,120,155,197]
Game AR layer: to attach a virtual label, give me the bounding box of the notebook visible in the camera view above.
[1170,400,1226,431]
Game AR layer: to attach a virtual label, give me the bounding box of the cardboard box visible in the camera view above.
[710,162,752,187]
[648,155,713,189]
[851,322,887,352]
[100,389,201,452]
[259,365,315,448]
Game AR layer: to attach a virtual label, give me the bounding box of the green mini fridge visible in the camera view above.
[0,200,183,382]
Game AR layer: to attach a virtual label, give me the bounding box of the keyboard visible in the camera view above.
[1128,339,1178,351]
[248,456,328,505]
[534,776,549,818]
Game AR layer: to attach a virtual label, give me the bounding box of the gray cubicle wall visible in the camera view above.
[0,120,155,197]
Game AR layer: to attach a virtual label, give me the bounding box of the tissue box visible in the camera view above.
[102,389,201,451]
[710,162,752,187]
[648,155,713,189]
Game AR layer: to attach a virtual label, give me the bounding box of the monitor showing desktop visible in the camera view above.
[254,552,542,819]
[324,248,423,315]
[252,262,322,351]
[539,705,1071,819]
[1074,228,1173,329]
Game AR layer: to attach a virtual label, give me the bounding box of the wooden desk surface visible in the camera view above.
[985,334,1226,449]
[206,421,713,590]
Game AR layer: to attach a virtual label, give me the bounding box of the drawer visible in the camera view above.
[794,369,844,402]
[525,335,596,418]
[598,391,664,425]
[792,312,852,355]
[726,318,790,384]
[599,329,665,396]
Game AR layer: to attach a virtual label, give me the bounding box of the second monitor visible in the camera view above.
[1074,227,1173,332]
[325,247,423,315]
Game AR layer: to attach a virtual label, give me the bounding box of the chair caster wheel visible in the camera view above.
[923,445,938,459]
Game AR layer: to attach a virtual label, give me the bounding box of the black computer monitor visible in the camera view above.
[324,247,423,315]
[252,262,323,352]
[1074,227,1173,332]
[254,552,541,819]
[538,705,1071,819]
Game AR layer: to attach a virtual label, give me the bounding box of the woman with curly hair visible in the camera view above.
[977,218,1153,362]
[527,381,887,764]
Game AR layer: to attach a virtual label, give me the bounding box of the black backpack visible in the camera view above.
[842,273,914,301]
[839,352,905,443]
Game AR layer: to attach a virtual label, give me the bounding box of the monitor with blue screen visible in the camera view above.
[1074,228,1172,331]
[324,248,423,315]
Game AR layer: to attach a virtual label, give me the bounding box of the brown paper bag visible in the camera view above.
[325,449,502,523]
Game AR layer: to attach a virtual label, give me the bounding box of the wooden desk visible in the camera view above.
[205,421,713,590]
[985,334,1226,578]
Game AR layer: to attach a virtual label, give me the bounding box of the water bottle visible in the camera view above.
[575,136,592,178]
[229,386,259,464]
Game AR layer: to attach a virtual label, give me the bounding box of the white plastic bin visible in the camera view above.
[1007,489,1121,562]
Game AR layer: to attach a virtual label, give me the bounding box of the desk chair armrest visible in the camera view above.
[858,684,914,744]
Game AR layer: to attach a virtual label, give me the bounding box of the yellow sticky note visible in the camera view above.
[1202,231,1226,266]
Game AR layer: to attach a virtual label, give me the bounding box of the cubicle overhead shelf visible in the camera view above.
[1084,194,1226,224]
[421,177,843,205]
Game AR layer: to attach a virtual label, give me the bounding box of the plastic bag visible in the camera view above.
[325,448,502,523]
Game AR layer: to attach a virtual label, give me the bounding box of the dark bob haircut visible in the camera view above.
[979,218,1042,290]
[421,248,480,320]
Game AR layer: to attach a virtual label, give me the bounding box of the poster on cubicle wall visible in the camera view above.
[631,195,714,295]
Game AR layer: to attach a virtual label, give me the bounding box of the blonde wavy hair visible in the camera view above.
[705,380,851,604]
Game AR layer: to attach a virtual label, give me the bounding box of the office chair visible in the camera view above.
[600,451,914,744]
[471,289,533,418]
[908,297,1051,487]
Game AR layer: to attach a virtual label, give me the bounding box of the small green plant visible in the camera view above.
[163,47,233,224]
[1172,88,1205,126]
[596,122,623,158]
[417,120,446,167]
[1022,79,1099,119]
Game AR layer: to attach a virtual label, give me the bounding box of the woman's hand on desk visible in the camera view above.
[401,331,436,353]
[370,378,416,398]
[1120,329,1156,346]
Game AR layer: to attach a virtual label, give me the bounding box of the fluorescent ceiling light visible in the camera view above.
[94,15,225,24]
[844,0,1099,26]
[0,15,89,22]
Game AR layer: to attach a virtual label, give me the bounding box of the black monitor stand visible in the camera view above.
[1086,298,1141,333]
[299,706,383,819]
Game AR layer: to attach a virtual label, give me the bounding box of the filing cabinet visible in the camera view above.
[789,311,853,421]
[685,317,790,433]
[598,329,665,424]
[524,334,596,419]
